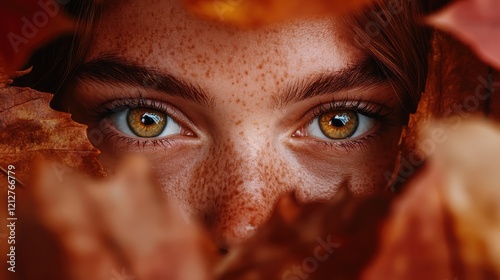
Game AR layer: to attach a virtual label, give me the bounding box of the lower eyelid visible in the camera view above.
[94,121,186,151]
[308,132,383,153]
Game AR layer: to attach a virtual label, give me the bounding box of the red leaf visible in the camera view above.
[0,0,74,72]
[427,0,500,69]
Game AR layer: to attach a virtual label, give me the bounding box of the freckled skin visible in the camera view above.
[66,0,407,249]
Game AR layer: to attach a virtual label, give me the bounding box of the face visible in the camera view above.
[59,0,407,249]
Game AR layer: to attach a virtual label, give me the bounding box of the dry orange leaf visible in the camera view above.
[184,0,373,28]
[0,0,74,72]
[0,75,104,186]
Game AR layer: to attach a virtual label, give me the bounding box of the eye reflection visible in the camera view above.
[307,110,375,140]
[111,107,182,138]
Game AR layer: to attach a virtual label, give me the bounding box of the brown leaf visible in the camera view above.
[0,85,104,185]
[28,157,217,280]
[363,120,500,279]
[394,30,499,190]
[0,67,32,88]
[216,189,391,280]
[184,0,373,28]
[0,0,74,72]
[427,0,500,69]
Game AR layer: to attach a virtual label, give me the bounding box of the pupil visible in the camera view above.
[141,113,160,125]
[330,114,349,127]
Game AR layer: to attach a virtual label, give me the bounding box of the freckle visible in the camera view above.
[235,120,242,125]
[239,131,244,136]
[236,98,240,104]
[257,64,263,69]
[244,70,248,75]
[228,57,233,64]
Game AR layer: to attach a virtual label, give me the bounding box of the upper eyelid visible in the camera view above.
[308,99,391,122]
[288,99,390,138]
[98,98,197,133]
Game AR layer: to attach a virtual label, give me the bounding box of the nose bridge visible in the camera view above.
[188,132,293,248]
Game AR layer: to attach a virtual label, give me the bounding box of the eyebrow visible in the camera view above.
[273,56,391,108]
[76,55,215,108]
[76,54,390,109]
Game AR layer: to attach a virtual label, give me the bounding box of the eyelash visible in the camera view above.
[92,97,394,152]
[92,98,188,149]
[312,98,389,120]
[304,97,393,152]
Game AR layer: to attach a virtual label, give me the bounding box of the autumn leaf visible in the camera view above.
[427,0,500,69]
[394,30,500,190]
[216,189,391,280]
[0,0,74,72]
[0,79,104,186]
[184,0,373,28]
[363,120,500,279]
[26,157,217,280]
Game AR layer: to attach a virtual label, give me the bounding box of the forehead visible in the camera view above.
[89,0,363,93]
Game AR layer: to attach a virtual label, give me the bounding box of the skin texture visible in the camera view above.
[60,0,407,250]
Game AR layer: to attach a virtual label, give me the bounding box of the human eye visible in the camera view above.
[292,99,391,149]
[307,109,374,140]
[94,98,195,147]
[112,107,180,138]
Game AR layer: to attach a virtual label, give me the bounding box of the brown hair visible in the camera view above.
[342,0,429,113]
[15,0,428,114]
